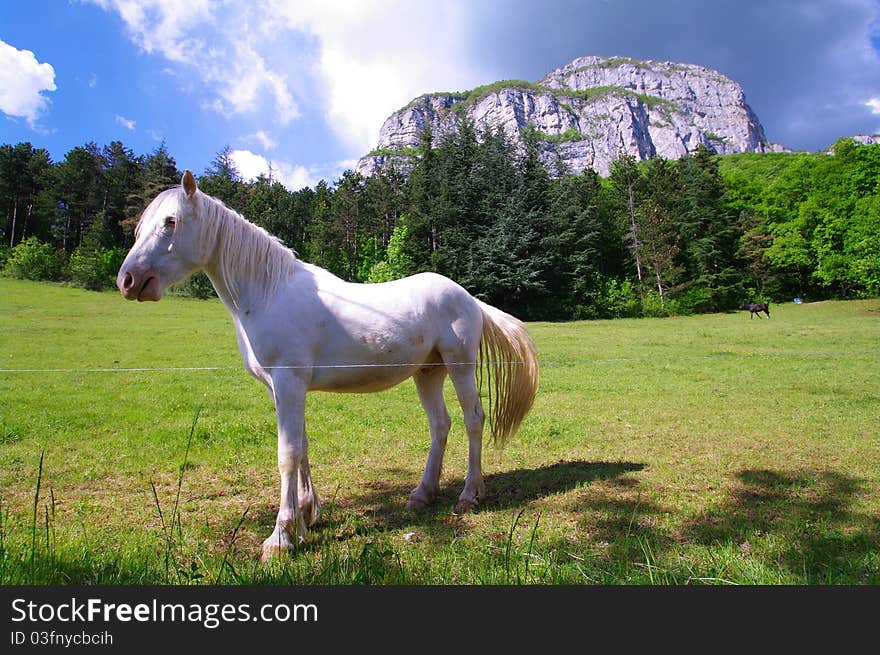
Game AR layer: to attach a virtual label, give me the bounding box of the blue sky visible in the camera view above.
[2,0,879,190]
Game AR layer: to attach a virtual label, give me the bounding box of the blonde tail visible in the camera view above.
[476,300,540,448]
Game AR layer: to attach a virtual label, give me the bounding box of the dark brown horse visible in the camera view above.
[740,302,770,319]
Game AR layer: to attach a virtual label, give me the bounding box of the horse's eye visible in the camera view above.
[163,217,176,233]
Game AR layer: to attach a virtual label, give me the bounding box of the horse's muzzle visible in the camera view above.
[118,268,162,302]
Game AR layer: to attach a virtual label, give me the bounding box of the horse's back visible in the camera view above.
[278,266,483,391]
[357,271,484,351]
[394,271,484,338]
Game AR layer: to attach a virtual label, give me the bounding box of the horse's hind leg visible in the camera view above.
[298,422,321,527]
[446,363,486,513]
[407,366,451,509]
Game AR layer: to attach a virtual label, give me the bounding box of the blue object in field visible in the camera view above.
[794,297,803,304]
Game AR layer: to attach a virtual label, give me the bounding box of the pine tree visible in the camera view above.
[609,154,645,296]
[639,157,683,306]
[0,142,55,247]
[200,145,244,209]
[122,142,180,242]
[331,170,367,281]
[99,140,140,249]
[55,143,104,251]
[546,170,609,318]
[402,124,441,270]
[675,145,739,309]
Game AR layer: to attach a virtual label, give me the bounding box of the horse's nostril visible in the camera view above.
[123,272,134,290]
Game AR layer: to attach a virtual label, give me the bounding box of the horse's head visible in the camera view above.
[117,171,208,301]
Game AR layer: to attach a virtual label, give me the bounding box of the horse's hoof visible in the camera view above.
[405,498,428,511]
[299,498,322,527]
[453,498,477,514]
[260,542,290,562]
[260,529,301,561]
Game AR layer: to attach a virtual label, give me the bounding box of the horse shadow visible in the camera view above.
[239,459,645,546]
[682,468,880,582]
[684,468,861,541]
[233,463,877,583]
[316,459,646,541]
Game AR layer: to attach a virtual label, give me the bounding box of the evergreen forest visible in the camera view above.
[2,124,878,320]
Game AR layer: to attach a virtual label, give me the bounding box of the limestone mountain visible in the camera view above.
[357,55,787,177]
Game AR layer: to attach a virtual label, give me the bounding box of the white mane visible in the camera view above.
[194,190,296,309]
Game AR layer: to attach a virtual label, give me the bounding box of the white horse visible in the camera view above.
[117,171,539,560]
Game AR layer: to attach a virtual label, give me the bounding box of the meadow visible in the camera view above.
[1,278,878,584]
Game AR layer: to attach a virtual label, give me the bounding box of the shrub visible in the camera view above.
[601,278,642,318]
[365,222,413,284]
[641,291,680,317]
[170,271,216,299]
[3,237,61,281]
[365,260,397,283]
[672,286,714,315]
[68,247,125,291]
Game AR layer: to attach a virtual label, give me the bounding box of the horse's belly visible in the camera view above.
[306,324,442,393]
[308,363,421,393]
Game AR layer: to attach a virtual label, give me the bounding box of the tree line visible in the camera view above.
[1,127,878,319]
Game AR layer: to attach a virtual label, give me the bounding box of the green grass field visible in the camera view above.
[1,278,878,584]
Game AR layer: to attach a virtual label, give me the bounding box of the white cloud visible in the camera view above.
[244,129,279,151]
[270,0,486,151]
[230,150,332,191]
[88,73,98,88]
[89,0,299,124]
[229,148,347,190]
[0,39,57,127]
[229,149,271,181]
[89,1,487,153]
[207,38,300,124]
[82,0,880,158]
[115,114,136,130]
[283,164,324,190]
[88,0,212,63]
[866,97,880,115]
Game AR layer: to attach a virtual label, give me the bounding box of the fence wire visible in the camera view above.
[1,349,877,375]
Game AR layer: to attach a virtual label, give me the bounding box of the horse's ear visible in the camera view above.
[182,170,198,198]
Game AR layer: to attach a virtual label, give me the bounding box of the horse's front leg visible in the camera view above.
[261,373,310,561]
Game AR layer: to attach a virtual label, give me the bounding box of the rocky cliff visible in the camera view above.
[849,134,880,146]
[357,55,786,177]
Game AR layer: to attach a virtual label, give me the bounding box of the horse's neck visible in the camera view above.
[200,209,292,315]
[203,264,244,314]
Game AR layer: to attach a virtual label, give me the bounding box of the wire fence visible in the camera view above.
[1,349,877,375]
